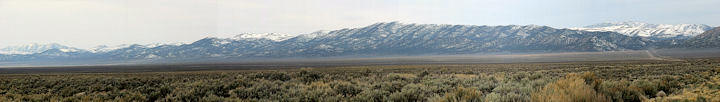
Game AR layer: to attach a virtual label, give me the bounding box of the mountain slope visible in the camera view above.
[89,43,184,53]
[0,43,82,54]
[273,22,647,57]
[98,22,649,59]
[232,33,296,41]
[0,22,653,65]
[681,27,720,48]
[571,22,712,39]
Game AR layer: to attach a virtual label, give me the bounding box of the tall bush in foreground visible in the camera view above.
[531,73,608,102]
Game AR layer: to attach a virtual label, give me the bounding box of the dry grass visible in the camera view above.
[453,74,477,79]
[531,72,608,102]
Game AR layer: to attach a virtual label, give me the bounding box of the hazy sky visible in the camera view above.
[1,0,719,49]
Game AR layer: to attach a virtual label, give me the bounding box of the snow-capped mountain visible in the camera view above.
[0,43,82,54]
[571,21,712,39]
[0,22,657,65]
[231,33,297,41]
[271,22,647,57]
[86,22,648,60]
[89,44,132,53]
[89,43,185,53]
[142,42,184,48]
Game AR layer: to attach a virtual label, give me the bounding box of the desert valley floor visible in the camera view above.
[1,50,719,101]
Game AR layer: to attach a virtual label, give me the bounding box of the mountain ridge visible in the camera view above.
[5,22,719,66]
[680,27,720,48]
[0,43,82,55]
[571,21,712,39]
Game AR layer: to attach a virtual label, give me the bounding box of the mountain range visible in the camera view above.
[571,21,712,39]
[0,22,717,66]
[0,43,83,55]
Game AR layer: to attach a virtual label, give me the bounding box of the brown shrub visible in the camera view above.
[531,73,609,102]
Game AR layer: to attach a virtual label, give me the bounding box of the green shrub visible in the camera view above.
[428,87,483,102]
[630,80,658,98]
[597,80,643,102]
[330,81,362,97]
[229,80,285,99]
[297,70,325,83]
[253,72,291,81]
[388,84,436,102]
[351,89,390,102]
[376,81,406,93]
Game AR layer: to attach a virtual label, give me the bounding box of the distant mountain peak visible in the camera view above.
[293,30,330,40]
[143,42,184,48]
[583,21,649,28]
[572,21,712,38]
[372,21,403,25]
[231,33,297,42]
[682,27,720,48]
[89,42,185,53]
[89,44,131,53]
[0,43,78,55]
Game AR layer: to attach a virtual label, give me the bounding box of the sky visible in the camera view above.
[1,0,719,49]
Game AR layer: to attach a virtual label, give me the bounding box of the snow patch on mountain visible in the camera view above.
[143,42,184,48]
[90,43,185,53]
[0,43,78,54]
[291,30,331,42]
[145,54,160,59]
[571,21,712,38]
[58,48,81,52]
[90,44,132,53]
[231,33,297,41]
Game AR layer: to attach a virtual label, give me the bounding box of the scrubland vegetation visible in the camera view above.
[0,59,719,102]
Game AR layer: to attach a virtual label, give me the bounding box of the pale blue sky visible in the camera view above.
[1,0,718,48]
